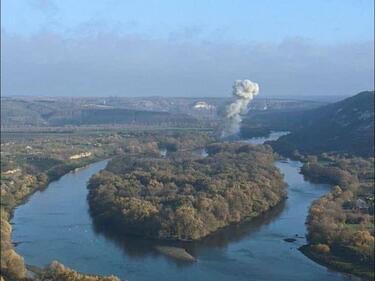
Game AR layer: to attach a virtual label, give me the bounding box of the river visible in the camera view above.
[11,134,359,281]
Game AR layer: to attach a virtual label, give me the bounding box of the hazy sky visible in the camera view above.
[1,0,374,97]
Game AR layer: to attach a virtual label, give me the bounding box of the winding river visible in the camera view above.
[11,133,360,281]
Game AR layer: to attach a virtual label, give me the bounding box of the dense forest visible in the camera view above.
[300,155,374,280]
[87,142,286,240]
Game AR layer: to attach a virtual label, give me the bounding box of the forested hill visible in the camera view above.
[270,91,374,157]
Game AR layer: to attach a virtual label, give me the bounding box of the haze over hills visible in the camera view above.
[0,96,324,128]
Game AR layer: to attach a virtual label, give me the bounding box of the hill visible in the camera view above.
[0,97,200,128]
[266,91,374,157]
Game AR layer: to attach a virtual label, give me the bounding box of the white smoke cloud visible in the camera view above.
[222,79,259,137]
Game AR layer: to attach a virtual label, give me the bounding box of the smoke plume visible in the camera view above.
[222,79,260,137]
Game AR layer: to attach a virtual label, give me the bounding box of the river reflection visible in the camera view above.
[91,200,286,266]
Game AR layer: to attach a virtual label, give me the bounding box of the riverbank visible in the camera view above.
[298,155,374,281]
[26,261,120,281]
[11,156,352,281]
[1,156,112,280]
[299,245,373,281]
[7,156,108,218]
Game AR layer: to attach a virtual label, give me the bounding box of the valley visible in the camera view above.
[10,133,355,281]
[1,92,374,281]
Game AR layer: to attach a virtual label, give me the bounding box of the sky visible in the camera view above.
[1,0,374,97]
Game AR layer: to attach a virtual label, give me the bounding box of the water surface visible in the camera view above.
[12,136,359,281]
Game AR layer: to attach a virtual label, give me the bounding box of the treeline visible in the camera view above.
[88,143,286,240]
[301,155,374,280]
[33,261,120,281]
[0,259,120,281]
[0,211,26,280]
